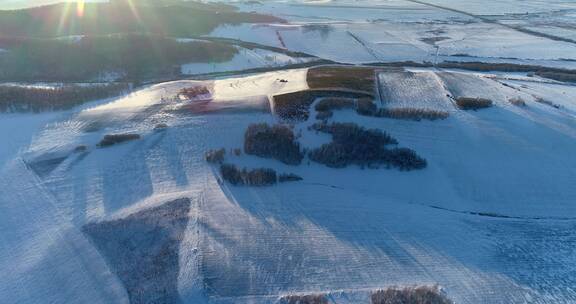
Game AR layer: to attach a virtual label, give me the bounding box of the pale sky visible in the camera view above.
[0,0,109,10]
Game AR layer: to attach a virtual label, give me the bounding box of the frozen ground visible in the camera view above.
[1,66,576,303]
[208,0,576,68]
[181,47,317,75]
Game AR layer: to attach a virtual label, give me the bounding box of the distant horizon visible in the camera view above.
[0,0,95,10]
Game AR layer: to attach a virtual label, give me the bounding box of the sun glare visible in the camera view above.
[76,0,85,18]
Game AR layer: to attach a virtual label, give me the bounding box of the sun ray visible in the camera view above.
[125,0,143,25]
[56,2,73,36]
[76,0,86,18]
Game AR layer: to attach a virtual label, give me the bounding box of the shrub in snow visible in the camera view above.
[178,86,211,100]
[535,71,576,83]
[356,98,448,121]
[378,108,449,121]
[278,173,303,183]
[244,167,278,186]
[384,148,428,171]
[314,97,355,112]
[312,122,397,146]
[154,123,169,130]
[371,286,453,304]
[356,98,378,116]
[278,294,328,304]
[455,97,493,110]
[74,145,88,153]
[97,133,140,147]
[309,122,426,170]
[534,97,560,109]
[205,148,226,164]
[508,97,527,107]
[315,110,333,120]
[220,164,277,186]
[244,123,304,165]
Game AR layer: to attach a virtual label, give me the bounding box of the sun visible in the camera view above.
[76,0,85,18]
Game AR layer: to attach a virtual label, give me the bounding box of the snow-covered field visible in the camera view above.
[1,66,576,303]
[208,0,576,68]
[2,1,576,303]
[378,71,453,110]
[181,47,317,75]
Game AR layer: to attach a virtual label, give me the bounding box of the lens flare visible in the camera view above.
[76,0,85,18]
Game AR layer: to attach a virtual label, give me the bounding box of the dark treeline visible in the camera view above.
[309,122,427,170]
[0,35,237,81]
[220,164,278,186]
[0,83,129,112]
[219,164,303,186]
[372,61,576,83]
[371,286,453,304]
[314,97,355,112]
[273,90,373,121]
[313,97,449,121]
[97,134,141,147]
[244,123,304,165]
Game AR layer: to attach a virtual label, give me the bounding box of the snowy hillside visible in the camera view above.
[1,65,576,303]
[2,0,576,303]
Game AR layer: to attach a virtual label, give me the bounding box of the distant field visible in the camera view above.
[307,66,376,93]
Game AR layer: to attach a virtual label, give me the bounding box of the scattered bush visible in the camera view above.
[455,97,493,110]
[219,164,277,186]
[377,108,449,121]
[178,86,211,100]
[233,148,242,156]
[314,97,355,112]
[97,133,140,147]
[278,173,303,183]
[74,145,88,153]
[508,97,526,107]
[279,294,328,304]
[309,122,426,170]
[205,148,226,164]
[244,123,304,165]
[534,97,560,109]
[154,123,169,130]
[371,286,452,304]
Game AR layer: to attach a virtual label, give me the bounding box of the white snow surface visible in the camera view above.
[208,0,576,68]
[1,67,576,303]
[182,47,316,75]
